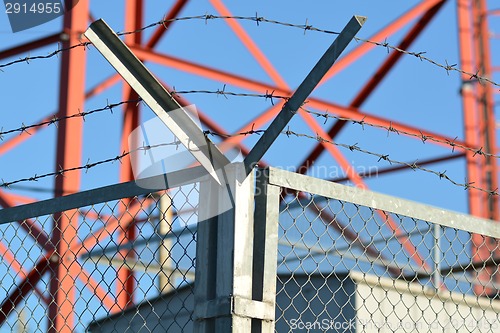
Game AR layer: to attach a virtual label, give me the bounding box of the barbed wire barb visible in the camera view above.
[3,87,487,163]
[2,125,500,196]
[0,99,142,139]
[281,128,500,196]
[0,14,498,90]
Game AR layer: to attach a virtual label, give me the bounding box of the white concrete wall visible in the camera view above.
[353,272,500,332]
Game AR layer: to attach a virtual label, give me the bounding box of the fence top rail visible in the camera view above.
[265,167,500,239]
[0,165,207,225]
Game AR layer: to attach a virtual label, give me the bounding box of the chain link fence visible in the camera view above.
[270,168,500,332]
[0,179,199,332]
[0,167,500,332]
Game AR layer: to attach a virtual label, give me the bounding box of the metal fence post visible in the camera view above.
[194,163,255,332]
[253,168,281,333]
[194,164,280,332]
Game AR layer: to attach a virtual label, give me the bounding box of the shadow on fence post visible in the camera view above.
[194,164,280,333]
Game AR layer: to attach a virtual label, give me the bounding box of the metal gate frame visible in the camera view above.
[263,166,500,332]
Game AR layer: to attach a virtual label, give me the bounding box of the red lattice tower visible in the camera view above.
[0,0,498,331]
[458,0,499,295]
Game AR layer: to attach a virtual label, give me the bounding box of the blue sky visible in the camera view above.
[1,1,500,331]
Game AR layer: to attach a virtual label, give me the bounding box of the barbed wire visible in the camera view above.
[168,87,499,159]
[117,14,342,37]
[0,41,91,70]
[1,125,499,196]
[282,128,498,196]
[170,86,289,105]
[0,87,283,139]
[0,129,262,188]
[0,89,275,141]
[3,87,492,162]
[355,37,499,87]
[0,14,498,88]
[0,99,142,140]
[297,106,496,159]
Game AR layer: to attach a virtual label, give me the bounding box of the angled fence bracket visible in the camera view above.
[243,15,366,174]
[84,20,230,185]
[84,14,365,333]
[193,15,365,333]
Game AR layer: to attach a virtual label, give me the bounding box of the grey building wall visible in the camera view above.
[89,273,500,332]
[88,274,355,333]
[87,284,194,333]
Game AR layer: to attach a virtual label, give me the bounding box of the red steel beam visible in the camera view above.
[470,0,499,296]
[457,0,483,217]
[48,0,88,331]
[0,33,61,61]
[145,0,190,48]
[0,116,50,156]
[210,0,288,88]
[458,0,487,296]
[0,191,36,205]
[331,153,465,182]
[321,0,445,83]
[114,0,144,311]
[208,0,298,157]
[298,1,446,171]
[131,47,473,152]
[0,255,51,325]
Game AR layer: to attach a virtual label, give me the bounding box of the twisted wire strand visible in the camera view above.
[0,14,497,88]
[2,127,495,196]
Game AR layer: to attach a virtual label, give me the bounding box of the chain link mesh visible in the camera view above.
[276,191,500,332]
[0,184,198,332]
[2,172,500,332]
